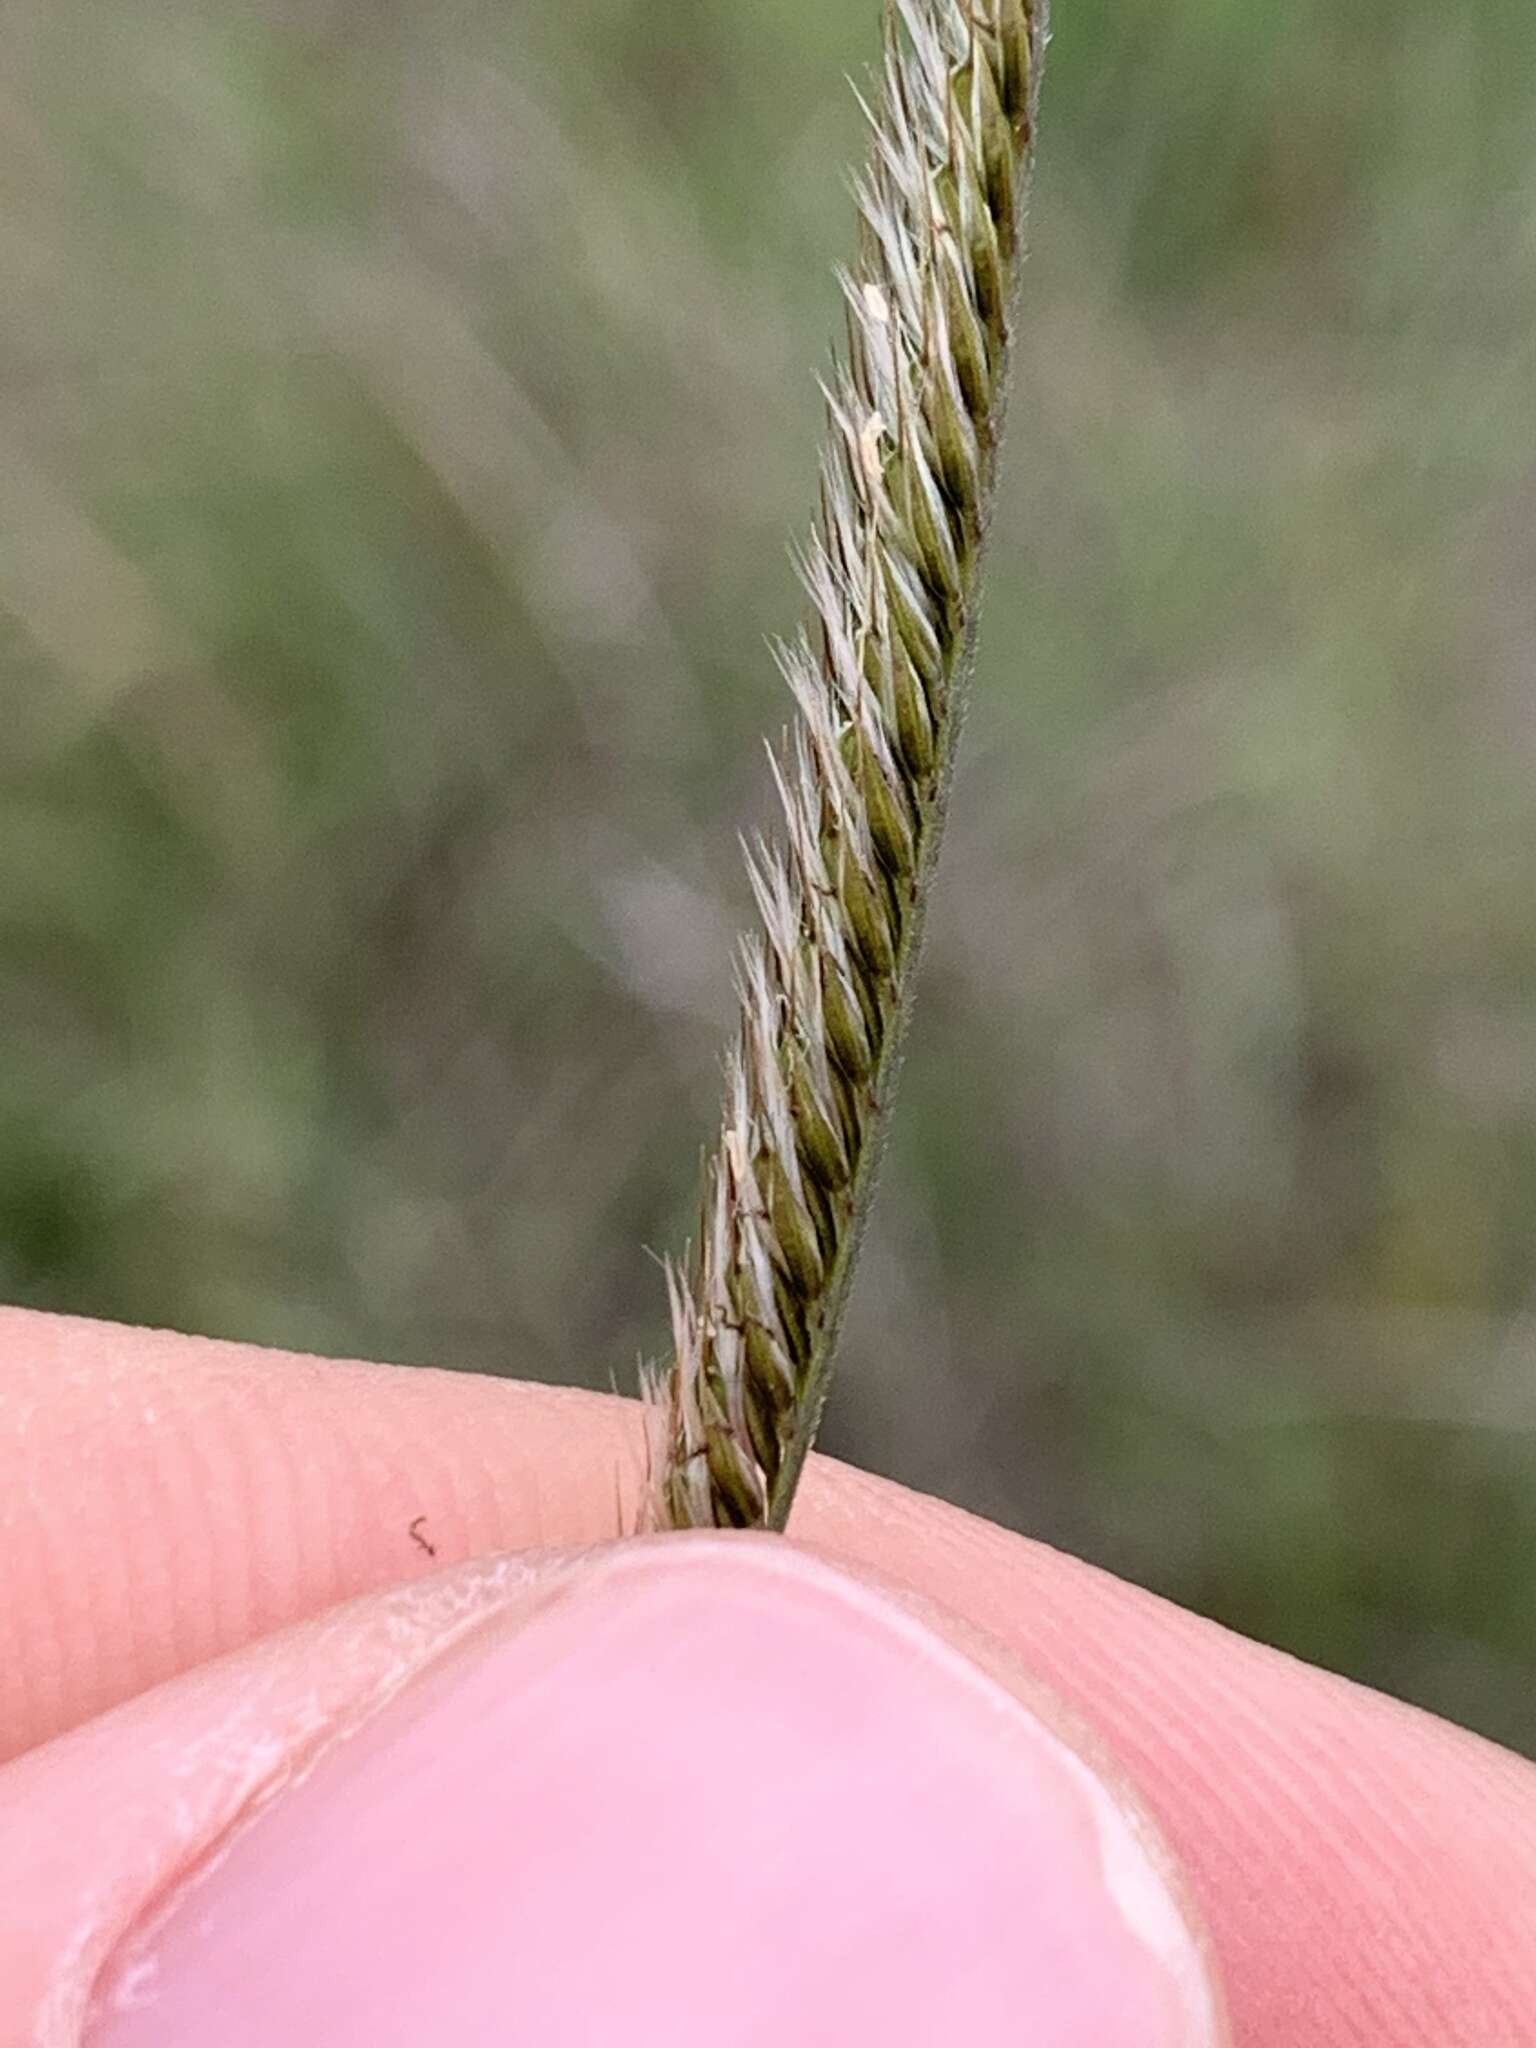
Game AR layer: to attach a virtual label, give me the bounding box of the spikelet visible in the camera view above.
[646,0,1050,1531]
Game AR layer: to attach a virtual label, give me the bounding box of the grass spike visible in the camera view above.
[646,0,1049,1531]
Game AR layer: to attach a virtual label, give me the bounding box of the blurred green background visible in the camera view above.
[4,0,1534,1751]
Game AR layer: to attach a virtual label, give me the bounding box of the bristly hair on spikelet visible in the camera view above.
[643,0,1050,1532]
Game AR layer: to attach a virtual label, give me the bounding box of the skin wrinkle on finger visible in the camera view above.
[4,1309,1536,2044]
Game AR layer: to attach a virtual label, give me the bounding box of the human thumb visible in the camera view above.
[4,1536,1224,2045]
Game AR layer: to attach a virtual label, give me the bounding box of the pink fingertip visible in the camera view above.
[88,1538,1220,2046]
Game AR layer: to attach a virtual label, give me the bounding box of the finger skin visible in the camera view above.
[4,1307,1536,2043]
[0,1307,643,1761]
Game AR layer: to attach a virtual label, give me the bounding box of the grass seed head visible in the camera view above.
[648,0,1049,1532]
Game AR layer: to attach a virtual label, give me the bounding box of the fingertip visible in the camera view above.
[28,1538,1223,2047]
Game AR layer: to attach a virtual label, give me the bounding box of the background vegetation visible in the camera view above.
[4,0,1534,1750]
